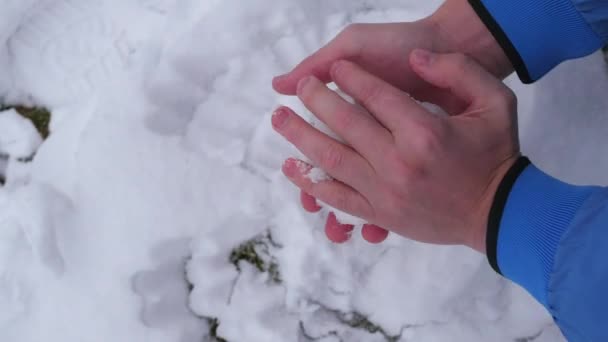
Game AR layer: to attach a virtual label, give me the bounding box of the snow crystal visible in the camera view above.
[307,167,332,183]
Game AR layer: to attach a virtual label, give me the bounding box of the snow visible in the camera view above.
[307,167,332,184]
[0,0,604,341]
[0,109,42,159]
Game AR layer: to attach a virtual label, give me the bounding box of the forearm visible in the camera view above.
[426,0,514,79]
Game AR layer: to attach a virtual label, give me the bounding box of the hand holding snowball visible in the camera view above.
[272,50,520,253]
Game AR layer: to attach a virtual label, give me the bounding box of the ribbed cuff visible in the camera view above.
[469,0,603,83]
[489,162,599,307]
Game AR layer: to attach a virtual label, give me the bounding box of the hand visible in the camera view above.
[273,0,513,244]
[272,50,520,253]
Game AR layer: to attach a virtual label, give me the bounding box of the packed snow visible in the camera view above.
[0,0,605,341]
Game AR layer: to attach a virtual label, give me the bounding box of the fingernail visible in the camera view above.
[301,191,322,212]
[328,212,354,231]
[272,107,290,129]
[297,76,313,94]
[326,212,355,244]
[283,158,311,178]
[282,158,299,177]
[411,49,434,66]
[362,224,390,244]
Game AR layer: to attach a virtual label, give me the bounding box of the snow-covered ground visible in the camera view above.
[0,1,606,341]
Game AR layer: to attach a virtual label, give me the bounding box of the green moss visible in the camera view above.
[186,233,283,342]
[16,107,51,139]
[229,232,282,284]
[230,240,265,272]
[0,105,51,139]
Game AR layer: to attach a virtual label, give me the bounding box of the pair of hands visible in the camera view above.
[272,17,519,252]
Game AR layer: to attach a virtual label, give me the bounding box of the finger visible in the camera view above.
[330,60,431,133]
[282,158,373,220]
[325,212,354,244]
[301,191,322,213]
[297,76,392,163]
[362,224,389,244]
[411,83,468,115]
[272,106,372,190]
[273,31,356,95]
[273,47,335,95]
[409,49,512,109]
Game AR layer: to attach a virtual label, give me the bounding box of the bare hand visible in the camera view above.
[272,50,520,253]
[272,1,513,244]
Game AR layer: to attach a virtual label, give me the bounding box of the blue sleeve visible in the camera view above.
[488,159,608,341]
[468,0,608,83]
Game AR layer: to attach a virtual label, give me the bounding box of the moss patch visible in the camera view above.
[185,232,282,342]
[229,232,282,284]
[0,105,51,185]
[230,240,265,272]
[6,106,52,139]
[19,107,51,139]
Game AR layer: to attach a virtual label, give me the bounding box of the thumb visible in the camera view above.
[273,27,361,95]
[409,49,512,109]
[273,42,345,95]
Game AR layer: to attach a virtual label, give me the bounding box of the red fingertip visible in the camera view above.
[271,107,290,129]
[325,212,354,244]
[282,158,299,177]
[301,191,322,213]
[362,224,389,244]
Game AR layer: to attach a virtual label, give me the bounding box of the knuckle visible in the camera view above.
[490,86,517,112]
[385,149,407,173]
[298,82,318,104]
[330,60,354,82]
[334,107,357,132]
[383,149,412,186]
[320,144,345,172]
[410,121,446,156]
[360,82,385,108]
[501,88,518,111]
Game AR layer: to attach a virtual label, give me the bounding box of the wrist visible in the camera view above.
[425,0,513,79]
[468,156,520,254]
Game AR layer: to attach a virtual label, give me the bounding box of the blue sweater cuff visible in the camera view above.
[469,0,604,83]
[496,164,599,307]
